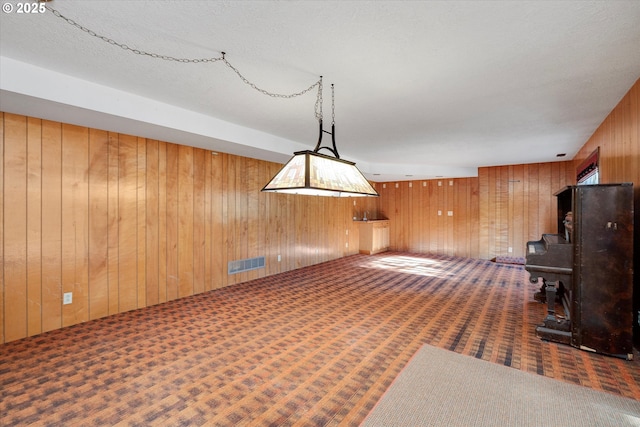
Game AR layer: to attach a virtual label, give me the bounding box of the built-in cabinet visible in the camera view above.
[358,220,390,255]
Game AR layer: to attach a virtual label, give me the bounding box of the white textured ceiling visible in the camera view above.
[1,0,639,181]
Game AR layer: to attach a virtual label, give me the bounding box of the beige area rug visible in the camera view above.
[362,345,640,426]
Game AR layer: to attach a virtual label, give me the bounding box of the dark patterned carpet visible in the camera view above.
[1,252,639,426]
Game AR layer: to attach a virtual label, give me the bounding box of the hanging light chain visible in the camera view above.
[331,84,336,125]
[220,54,320,99]
[315,77,324,122]
[46,5,322,100]
[48,7,221,63]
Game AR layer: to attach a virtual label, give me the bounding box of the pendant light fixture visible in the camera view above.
[261,79,379,197]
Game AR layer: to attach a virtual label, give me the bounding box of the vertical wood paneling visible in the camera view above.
[27,117,42,336]
[436,181,444,253]
[157,142,168,303]
[204,151,213,290]
[270,191,283,276]
[246,158,259,279]
[193,148,206,294]
[497,166,509,256]
[526,164,540,241]
[41,121,62,332]
[117,134,138,312]
[379,184,390,247]
[177,145,194,298]
[211,152,224,288]
[378,161,572,260]
[310,195,321,263]
[469,177,480,258]
[406,182,416,252]
[550,162,562,229]
[294,195,303,269]
[487,168,497,258]
[428,181,438,253]
[538,162,552,234]
[489,170,498,256]
[107,132,119,315]
[136,138,146,308]
[281,193,293,272]
[477,162,571,259]
[88,128,109,320]
[165,143,179,300]
[399,182,409,250]
[4,113,27,341]
[511,165,525,257]
[416,182,427,252]
[220,153,230,288]
[266,165,275,271]
[275,167,285,273]
[305,196,314,262]
[574,78,639,188]
[453,179,467,257]
[146,140,159,306]
[393,183,401,251]
[224,156,242,285]
[445,180,454,256]
[390,184,402,250]
[61,124,89,327]
[478,169,489,258]
[265,164,278,275]
[247,158,260,280]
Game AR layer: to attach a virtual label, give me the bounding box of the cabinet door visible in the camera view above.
[372,223,384,252]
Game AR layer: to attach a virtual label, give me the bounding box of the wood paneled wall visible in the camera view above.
[573,78,639,186]
[377,79,639,261]
[377,179,480,258]
[478,162,574,259]
[573,78,639,273]
[0,112,363,344]
[376,162,573,260]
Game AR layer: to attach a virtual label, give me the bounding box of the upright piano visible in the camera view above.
[525,183,634,360]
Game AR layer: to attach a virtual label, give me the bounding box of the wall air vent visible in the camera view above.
[228,256,265,275]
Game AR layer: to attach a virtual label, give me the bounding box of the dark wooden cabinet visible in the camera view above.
[558,184,634,358]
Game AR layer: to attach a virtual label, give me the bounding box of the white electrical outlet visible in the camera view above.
[63,292,73,305]
[277,254,281,262]
[508,247,513,253]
